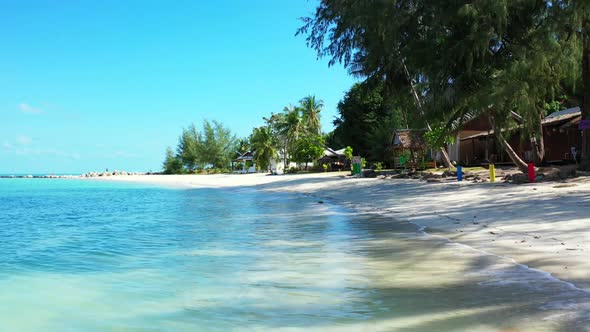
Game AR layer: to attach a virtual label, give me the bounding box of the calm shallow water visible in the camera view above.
[0,178,589,331]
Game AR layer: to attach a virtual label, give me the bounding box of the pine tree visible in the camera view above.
[299,0,569,173]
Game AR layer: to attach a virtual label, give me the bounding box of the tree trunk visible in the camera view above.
[488,114,529,173]
[437,147,453,168]
[400,59,455,169]
[531,114,545,166]
[495,131,529,173]
[283,138,290,171]
[580,33,590,170]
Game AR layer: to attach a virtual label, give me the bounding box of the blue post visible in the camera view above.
[457,166,463,181]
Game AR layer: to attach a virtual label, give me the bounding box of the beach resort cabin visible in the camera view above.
[233,151,257,173]
[317,147,346,171]
[390,130,429,169]
[453,107,582,166]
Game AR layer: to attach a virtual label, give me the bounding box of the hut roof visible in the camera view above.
[392,130,427,150]
[543,107,581,126]
[234,151,254,162]
[460,107,582,141]
[322,147,345,158]
[334,148,346,155]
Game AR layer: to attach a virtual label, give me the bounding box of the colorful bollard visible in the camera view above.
[489,164,496,182]
[528,163,535,183]
[457,166,463,181]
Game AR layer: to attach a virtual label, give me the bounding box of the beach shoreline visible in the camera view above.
[90,172,590,292]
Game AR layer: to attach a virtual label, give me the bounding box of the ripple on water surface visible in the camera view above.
[0,178,589,331]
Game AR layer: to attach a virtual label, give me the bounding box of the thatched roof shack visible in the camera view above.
[392,130,427,150]
[317,147,346,171]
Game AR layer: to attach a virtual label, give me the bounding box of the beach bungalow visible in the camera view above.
[317,147,346,171]
[390,129,429,168]
[233,151,257,173]
[455,107,582,165]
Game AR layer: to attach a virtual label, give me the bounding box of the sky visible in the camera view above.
[0,1,357,174]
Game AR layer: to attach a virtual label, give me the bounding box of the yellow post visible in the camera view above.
[489,164,496,182]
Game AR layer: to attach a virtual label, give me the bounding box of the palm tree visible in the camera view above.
[300,95,323,135]
[273,105,303,169]
[250,126,277,172]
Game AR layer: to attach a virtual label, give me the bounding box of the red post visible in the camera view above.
[528,163,535,183]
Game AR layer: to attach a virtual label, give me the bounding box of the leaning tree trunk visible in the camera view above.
[494,130,529,174]
[400,60,455,169]
[580,32,590,170]
[488,114,529,173]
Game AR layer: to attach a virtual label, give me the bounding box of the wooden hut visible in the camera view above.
[458,107,582,165]
[390,130,427,169]
[317,147,346,171]
[233,151,256,173]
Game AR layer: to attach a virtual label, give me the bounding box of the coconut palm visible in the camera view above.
[250,126,277,172]
[272,105,303,167]
[300,95,323,135]
[281,105,304,142]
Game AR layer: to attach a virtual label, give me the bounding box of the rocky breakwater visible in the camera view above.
[0,174,79,179]
[82,170,148,178]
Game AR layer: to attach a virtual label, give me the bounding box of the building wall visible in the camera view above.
[543,127,582,161]
[448,130,489,163]
[459,126,582,165]
[460,138,487,165]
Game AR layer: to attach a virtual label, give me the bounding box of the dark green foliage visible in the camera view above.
[262,95,325,170]
[367,110,401,164]
[250,126,277,171]
[331,82,389,156]
[162,147,184,174]
[424,127,455,151]
[544,98,567,116]
[291,135,325,169]
[200,120,237,169]
[300,95,323,136]
[163,119,237,174]
[177,124,200,171]
[299,0,583,171]
[236,138,251,155]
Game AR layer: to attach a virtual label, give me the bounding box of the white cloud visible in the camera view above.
[18,103,43,114]
[15,135,32,145]
[2,142,13,150]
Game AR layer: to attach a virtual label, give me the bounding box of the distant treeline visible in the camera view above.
[162,96,326,174]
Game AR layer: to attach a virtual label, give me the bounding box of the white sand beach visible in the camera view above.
[94,172,590,292]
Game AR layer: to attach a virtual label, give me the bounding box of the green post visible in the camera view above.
[352,156,362,175]
[400,155,406,168]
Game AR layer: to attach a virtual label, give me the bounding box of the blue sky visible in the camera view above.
[0,1,356,174]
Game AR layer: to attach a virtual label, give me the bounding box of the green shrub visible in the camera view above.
[374,162,383,172]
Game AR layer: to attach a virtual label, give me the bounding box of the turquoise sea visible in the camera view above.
[1,178,590,331]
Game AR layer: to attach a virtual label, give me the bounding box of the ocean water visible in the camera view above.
[0,178,589,331]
